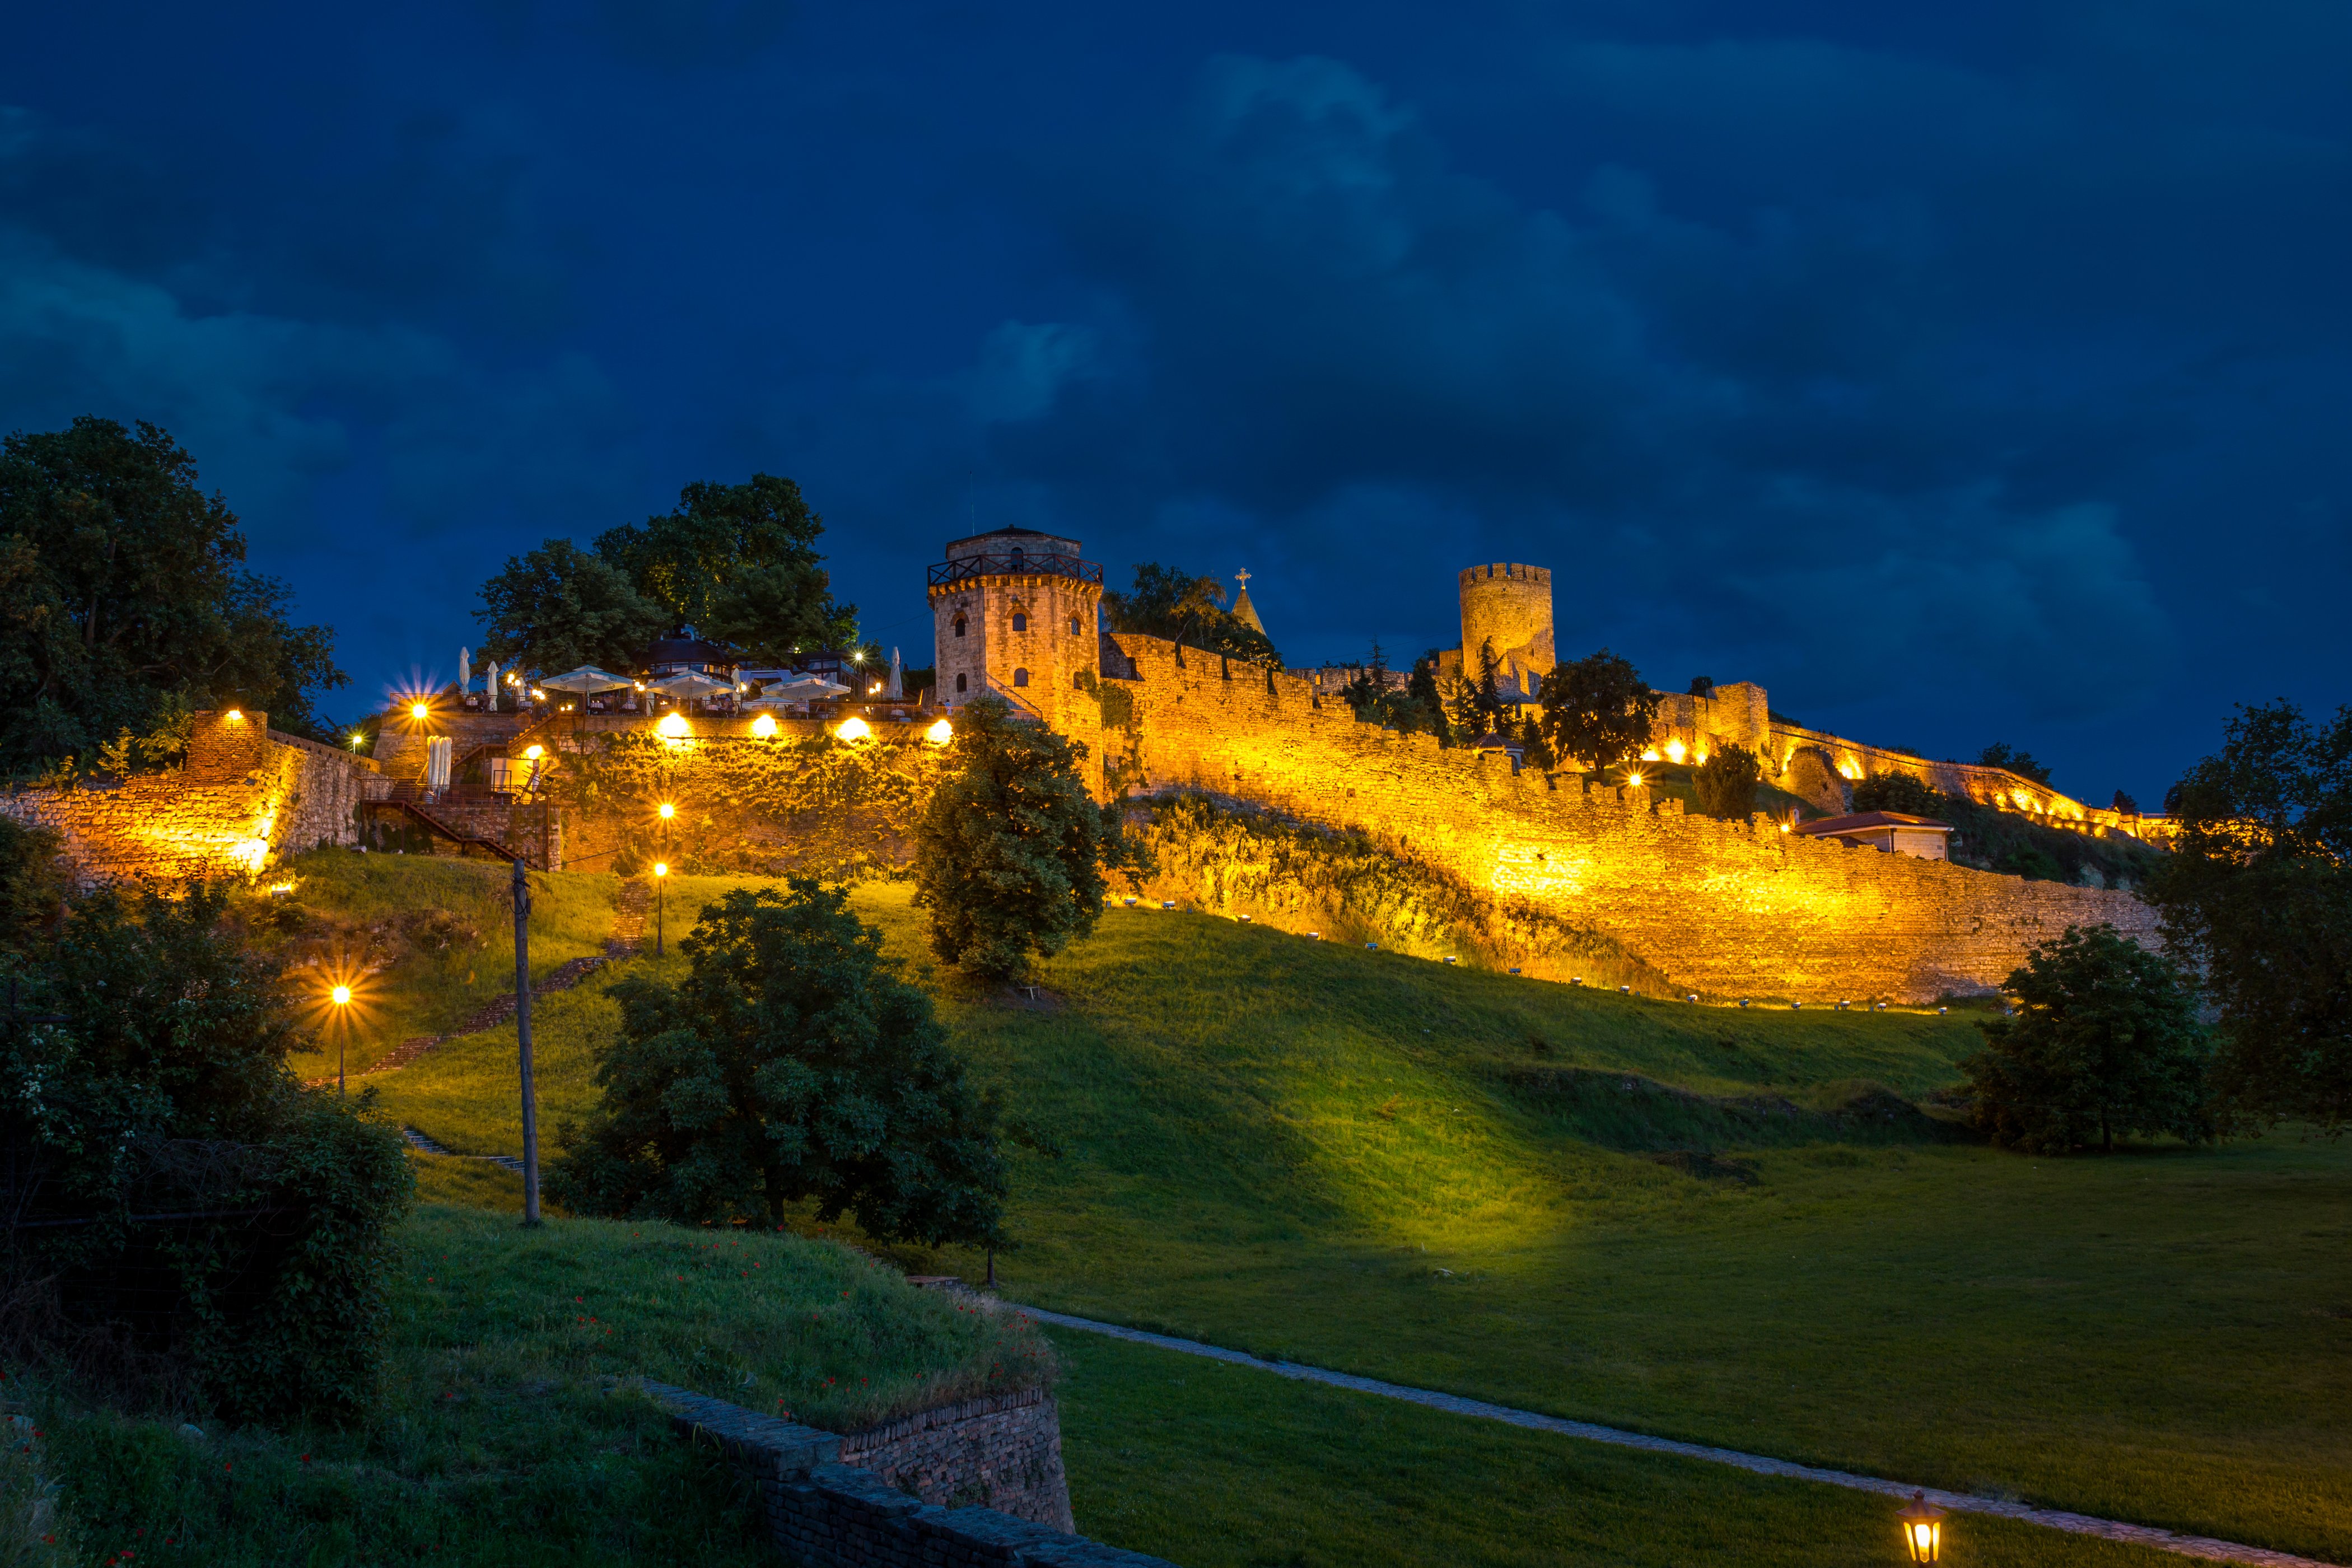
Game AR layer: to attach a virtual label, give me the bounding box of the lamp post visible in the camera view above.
[330,984,352,1096]
[1898,1491,1947,1563]
[654,861,669,956]
[512,855,542,1227]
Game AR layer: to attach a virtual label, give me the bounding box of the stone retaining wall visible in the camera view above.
[649,1382,1168,1567]
[839,1387,1073,1531]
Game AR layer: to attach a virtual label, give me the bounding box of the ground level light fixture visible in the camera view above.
[836,716,872,741]
[1898,1491,1946,1562]
[926,718,953,744]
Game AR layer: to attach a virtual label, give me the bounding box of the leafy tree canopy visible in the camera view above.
[595,474,857,664]
[475,473,857,675]
[1537,648,1660,773]
[913,694,1137,979]
[0,417,347,767]
[0,881,411,1419]
[1978,741,2055,785]
[1959,924,2213,1153]
[548,880,1006,1245]
[2144,699,2352,1131]
[1693,743,1763,820]
[473,539,668,675]
[1104,563,1280,666]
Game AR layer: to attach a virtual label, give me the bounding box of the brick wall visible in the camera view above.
[838,1387,1073,1532]
[1100,635,2159,1002]
[650,1382,1168,1568]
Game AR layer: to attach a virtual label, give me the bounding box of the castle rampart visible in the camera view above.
[1094,635,2156,1001]
[2,711,385,886]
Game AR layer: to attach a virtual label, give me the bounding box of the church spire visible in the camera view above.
[1230,568,1266,636]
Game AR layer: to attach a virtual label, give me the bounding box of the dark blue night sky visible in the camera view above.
[5,3,2346,801]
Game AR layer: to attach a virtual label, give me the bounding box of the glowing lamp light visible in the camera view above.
[225,708,244,722]
[926,718,953,745]
[836,716,872,742]
[1640,748,1660,762]
[409,703,428,721]
[331,984,352,1006]
[1625,772,1645,790]
[653,861,668,878]
[750,713,778,738]
[657,802,675,820]
[1664,739,1686,763]
[348,732,365,749]
[657,712,690,739]
[524,744,544,760]
[1898,1492,1946,1563]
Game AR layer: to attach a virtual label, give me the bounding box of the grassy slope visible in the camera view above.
[344,861,2352,1564]
[246,850,619,1079]
[47,1205,1052,1566]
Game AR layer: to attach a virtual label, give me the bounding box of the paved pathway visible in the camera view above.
[1019,1306,2340,1568]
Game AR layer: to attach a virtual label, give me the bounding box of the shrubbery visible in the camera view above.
[1692,744,1762,820]
[0,874,413,1421]
[913,696,1136,981]
[549,879,1007,1245]
[1960,925,2211,1152]
[1851,772,2161,887]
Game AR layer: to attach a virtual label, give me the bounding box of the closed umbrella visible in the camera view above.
[459,646,471,694]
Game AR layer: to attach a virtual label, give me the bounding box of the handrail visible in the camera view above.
[928,551,1103,586]
[385,800,545,870]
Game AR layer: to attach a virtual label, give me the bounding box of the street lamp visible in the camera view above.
[330,984,353,1096]
[1898,1491,1947,1563]
[654,861,669,956]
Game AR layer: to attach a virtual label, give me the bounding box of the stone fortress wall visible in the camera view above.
[1,711,386,885]
[1089,633,2157,1002]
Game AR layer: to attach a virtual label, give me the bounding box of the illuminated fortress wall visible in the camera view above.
[0,711,384,885]
[1096,636,2156,1001]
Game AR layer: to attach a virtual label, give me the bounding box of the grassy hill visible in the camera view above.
[319,860,2351,1565]
[38,1204,1052,1566]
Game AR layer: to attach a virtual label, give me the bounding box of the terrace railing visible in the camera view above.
[928,550,1103,587]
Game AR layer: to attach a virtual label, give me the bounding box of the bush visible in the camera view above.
[1851,772,2162,888]
[549,880,1007,1246]
[912,695,1134,980]
[1692,744,1762,820]
[1958,925,2211,1153]
[0,882,413,1421]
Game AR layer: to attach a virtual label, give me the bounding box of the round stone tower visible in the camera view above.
[1458,563,1555,693]
[928,527,1105,739]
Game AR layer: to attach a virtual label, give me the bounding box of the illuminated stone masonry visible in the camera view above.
[1,711,385,886]
[1089,633,2157,1003]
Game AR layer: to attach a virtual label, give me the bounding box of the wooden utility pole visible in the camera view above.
[512,855,542,1225]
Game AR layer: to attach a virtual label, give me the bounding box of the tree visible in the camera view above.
[474,538,668,675]
[0,815,67,956]
[1693,743,1762,820]
[0,881,411,1418]
[594,474,857,661]
[1537,648,1660,773]
[0,417,347,765]
[2112,788,2140,815]
[1407,651,1451,743]
[913,694,1132,979]
[1958,925,2212,1152]
[1104,563,1281,666]
[2143,700,2352,1131]
[1978,741,2054,785]
[547,881,1005,1243]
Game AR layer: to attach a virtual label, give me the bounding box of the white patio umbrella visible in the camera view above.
[539,665,636,694]
[744,675,849,706]
[646,669,733,697]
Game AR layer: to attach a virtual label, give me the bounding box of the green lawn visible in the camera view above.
[330,860,2352,1565]
[43,1203,1052,1566]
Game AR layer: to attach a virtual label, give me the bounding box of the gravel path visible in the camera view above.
[1019,1305,2340,1568]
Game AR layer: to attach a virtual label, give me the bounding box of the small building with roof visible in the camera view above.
[1793,810,1953,861]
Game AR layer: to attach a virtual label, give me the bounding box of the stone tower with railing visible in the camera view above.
[928,528,1107,741]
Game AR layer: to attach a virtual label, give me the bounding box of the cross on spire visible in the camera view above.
[1234,568,1251,589]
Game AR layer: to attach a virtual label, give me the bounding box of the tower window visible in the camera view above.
[953,615,967,638]
[1012,613,1027,632]
[955,673,967,692]
[1069,615,1081,635]
[1073,670,1086,690]
[1013,668,1029,687]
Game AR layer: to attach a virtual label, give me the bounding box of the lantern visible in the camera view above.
[1898,1491,1946,1562]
